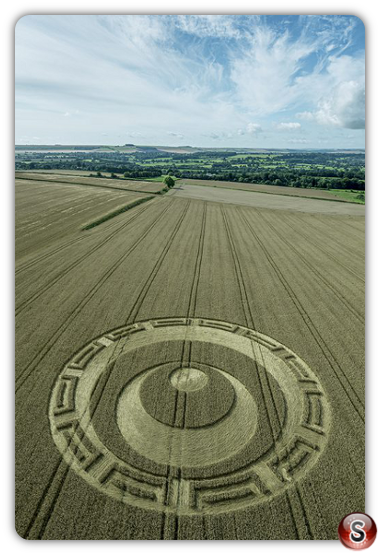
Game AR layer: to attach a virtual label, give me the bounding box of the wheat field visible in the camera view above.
[15,175,365,539]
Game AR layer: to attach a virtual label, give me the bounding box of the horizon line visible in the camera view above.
[15,144,365,151]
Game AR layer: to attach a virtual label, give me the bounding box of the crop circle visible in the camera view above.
[49,317,330,515]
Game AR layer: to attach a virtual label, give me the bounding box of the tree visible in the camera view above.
[164,176,175,188]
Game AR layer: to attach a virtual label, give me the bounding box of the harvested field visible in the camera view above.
[15,179,364,539]
[169,183,366,215]
[15,171,164,194]
[177,178,350,201]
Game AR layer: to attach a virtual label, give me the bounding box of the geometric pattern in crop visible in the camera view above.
[49,317,330,515]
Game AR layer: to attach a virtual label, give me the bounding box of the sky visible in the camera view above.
[15,15,365,149]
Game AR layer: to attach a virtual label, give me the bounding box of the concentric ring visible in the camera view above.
[49,317,330,515]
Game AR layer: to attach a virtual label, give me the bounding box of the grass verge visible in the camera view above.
[82,196,154,230]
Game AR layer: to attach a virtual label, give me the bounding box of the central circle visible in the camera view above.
[138,361,236,429]
[170,367,208,392]
[117,363,256,465]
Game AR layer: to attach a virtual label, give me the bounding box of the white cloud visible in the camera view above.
[276,122,301,130]
[174,15,246,39]
[229,23,364,129]
[315,81,364,129]
[230,27,320,115]
[15,15,245,145]
[315,80,365,129]
[288,138,310,144]
[167,132,184,139]
[297,56,365,129]
[127,132,144,138]
[238,123,262,135]
[296,111,314,121]
[247,123,262,134]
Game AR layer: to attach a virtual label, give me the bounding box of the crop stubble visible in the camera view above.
[177,178,346,201]
[15,177,364,539]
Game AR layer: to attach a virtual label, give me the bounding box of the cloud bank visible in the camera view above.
[15,15,365,147]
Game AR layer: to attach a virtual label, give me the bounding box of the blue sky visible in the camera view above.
[15,15,365,148]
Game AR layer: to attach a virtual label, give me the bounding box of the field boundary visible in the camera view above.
[81,197,155,230]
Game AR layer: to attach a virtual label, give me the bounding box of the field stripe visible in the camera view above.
[228,206,319,539]
[256,210,364,325]
[222,206,288,447]
[22,457,63,539]
[187,204,207,319]
[314,212,365,237]
[293,213,364,268]
[126,200,191,324]
[236,207,364,422]
[280,214,364,285]
[15,197,154,276]
[15,200,174,393]
[15,200,158,315]
[26,373,111,539]
[221,205,303,539]
[159,204,206,538]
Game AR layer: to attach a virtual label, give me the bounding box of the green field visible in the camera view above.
[15,147,365,194]
[328,189,365,204]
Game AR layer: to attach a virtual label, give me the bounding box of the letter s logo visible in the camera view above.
[350,520,366,543]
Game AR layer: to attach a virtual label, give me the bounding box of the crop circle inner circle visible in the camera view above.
[170,367,208,392]
[138,362,236,430]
